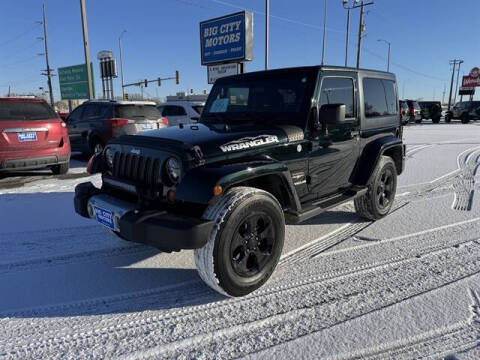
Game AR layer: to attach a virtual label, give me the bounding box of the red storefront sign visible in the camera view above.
[462,67,480,87]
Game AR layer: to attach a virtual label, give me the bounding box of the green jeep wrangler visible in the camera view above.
[74,65,405,297]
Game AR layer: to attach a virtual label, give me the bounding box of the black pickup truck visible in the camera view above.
[74,65,405,297]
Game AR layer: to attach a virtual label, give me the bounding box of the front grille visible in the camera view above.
[112,151,161,187]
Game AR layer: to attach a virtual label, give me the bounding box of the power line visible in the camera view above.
[0,23,41,47]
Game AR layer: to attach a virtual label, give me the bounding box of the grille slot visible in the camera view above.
[110,151,160,189]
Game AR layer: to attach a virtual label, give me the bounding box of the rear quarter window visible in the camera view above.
[0,100,58,121]
[362,77,398,128]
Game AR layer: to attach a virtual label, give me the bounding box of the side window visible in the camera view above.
[67,106,84,123]
[157,106,165,116]
[82,104,98,120]
[363,78,388,117]
[382,80,397,116]
[319,77,355,118]
[99,104,113,119]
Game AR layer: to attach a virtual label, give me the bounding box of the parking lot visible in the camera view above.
[1,121,480,359]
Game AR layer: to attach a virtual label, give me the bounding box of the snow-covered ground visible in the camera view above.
[1,123,480,359]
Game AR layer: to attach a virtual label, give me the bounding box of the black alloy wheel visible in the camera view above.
[230,212,275,277]
[376,167,394,210]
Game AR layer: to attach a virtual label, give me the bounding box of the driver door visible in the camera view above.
[307,75,360,199]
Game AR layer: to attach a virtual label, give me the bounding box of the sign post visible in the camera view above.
[200,11,253,83]
[58,63,95,100]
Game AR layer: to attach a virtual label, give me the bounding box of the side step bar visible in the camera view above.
[285,186,367,224]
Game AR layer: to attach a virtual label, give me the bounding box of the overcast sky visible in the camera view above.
[1,0,479,102]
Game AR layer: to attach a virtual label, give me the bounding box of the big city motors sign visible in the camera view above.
[200,11,253,65]
[462,67,480,88]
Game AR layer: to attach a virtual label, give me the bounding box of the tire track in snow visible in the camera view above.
[3,218,480,359]
[337,289,480,360]
[452,148,480,211]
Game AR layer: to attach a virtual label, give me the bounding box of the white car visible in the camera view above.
[157,101,204,126]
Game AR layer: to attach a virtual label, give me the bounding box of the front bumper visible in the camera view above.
[74,182,213,252]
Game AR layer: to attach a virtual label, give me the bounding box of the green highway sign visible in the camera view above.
[58,63,94,100]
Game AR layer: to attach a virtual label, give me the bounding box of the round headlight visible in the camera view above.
[105,148,114,169]
[165,157,181,184]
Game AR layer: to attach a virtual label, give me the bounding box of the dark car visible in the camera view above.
[74,65,405,297]
[418,101,442,123]
[446,101,480,123]
[0,97,70,174]
[399,100,410,125]
[406,100,422,123]
[66,100,168,156]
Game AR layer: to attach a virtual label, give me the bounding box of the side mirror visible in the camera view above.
[320,104,346,125]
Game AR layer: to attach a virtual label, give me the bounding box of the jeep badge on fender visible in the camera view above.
[74,65,405,297]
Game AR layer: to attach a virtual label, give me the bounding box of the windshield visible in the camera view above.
[201,69,316,127]
[0,100,58,121]
[115,105,161,120]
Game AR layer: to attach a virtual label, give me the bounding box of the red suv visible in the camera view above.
[0,97,71,174]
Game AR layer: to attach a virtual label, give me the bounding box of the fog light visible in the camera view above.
[167,190,175,203]
[213,185,223,196]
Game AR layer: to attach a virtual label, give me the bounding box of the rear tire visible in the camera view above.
[354,156,397,220]
[415,118,422,123]
[432,117,440,124]
[51,162,69,175]
[194,187,285,297]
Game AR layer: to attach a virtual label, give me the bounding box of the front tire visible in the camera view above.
[354,156,397,220]
[461,114,470,124]
[194,187,285,297]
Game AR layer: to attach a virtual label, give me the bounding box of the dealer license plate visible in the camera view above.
[93,205,115,230]
[17,132,37,142]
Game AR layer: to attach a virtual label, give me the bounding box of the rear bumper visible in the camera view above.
[0,144,71,171]
[0,154,70,171]
[74,182,213,252]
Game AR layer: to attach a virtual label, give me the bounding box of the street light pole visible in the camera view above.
[119,30,127,98]
[80,0,94,100]
[265,0,269,70]
[321,0,327,65]
[344,7,350,67]
[377,39,391,72]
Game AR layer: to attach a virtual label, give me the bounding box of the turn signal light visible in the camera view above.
[167,190,175,203]
[86,155,95,174]
[213,185,223,196]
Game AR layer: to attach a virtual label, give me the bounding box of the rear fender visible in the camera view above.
[175,162,301,212]
[352,137,404,186]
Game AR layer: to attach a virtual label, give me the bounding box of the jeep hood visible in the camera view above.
[129,123,303,160]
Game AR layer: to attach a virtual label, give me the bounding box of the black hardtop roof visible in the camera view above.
[215,65,396,83]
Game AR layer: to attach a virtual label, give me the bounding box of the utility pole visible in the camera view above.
[442,83,446,104]
[80,0,94,100]
[119,30,127,98]
[356,1,374,69]
[321,0,327,65]
[448,60,462,110]
[453,60,463,105]
[41,4,54,106]
[265,0,269,70]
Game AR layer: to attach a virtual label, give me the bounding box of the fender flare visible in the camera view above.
[175,161,301,212]
[352,137,404,186]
